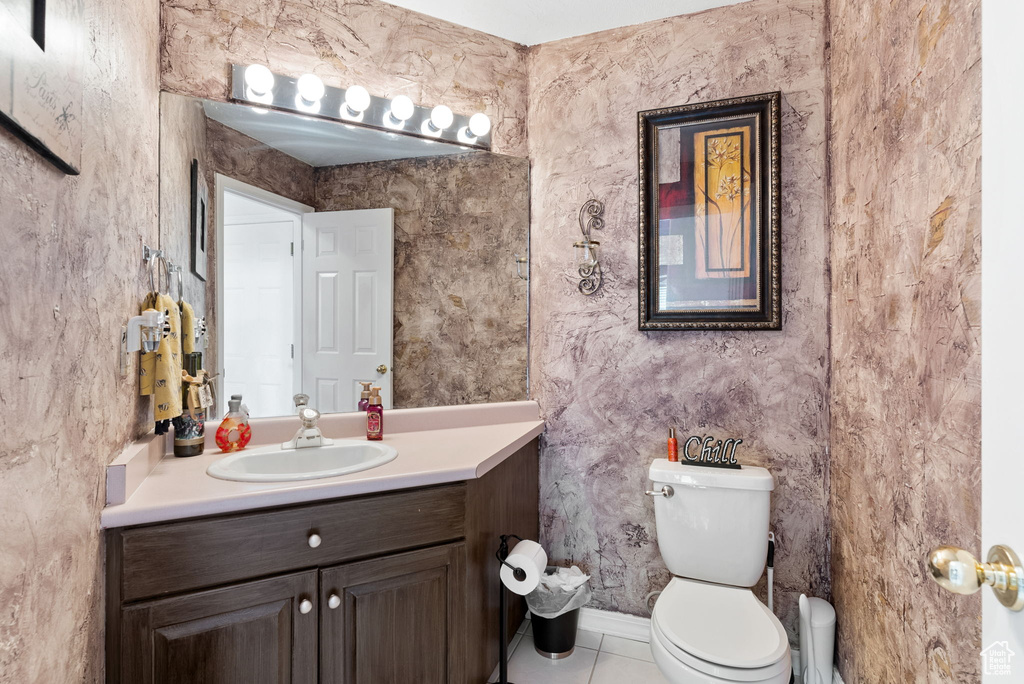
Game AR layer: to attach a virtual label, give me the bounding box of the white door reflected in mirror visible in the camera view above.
[302,208,394,414]
[222,189,305,418]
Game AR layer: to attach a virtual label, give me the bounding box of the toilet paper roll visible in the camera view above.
[499,539,548,595]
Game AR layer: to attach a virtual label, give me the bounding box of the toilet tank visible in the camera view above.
[648,459,774,587]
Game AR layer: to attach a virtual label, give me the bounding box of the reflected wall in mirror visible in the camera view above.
[159,93,529,418]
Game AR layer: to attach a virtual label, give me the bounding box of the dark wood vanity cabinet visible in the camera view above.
[321,544,466,683]
[106,438,538,684]
[119,571,319,684]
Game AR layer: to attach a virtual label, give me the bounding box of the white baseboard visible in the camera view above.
[570,608,844,684]
[577,607,652,642]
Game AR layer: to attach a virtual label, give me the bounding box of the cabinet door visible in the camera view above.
[119,571,318,684]
[320,543,466,684]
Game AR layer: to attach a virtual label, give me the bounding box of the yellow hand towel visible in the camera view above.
[180,300,196,355]
[140,292,183,422]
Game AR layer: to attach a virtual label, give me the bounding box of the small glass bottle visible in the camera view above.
[173,352,206,457]
[366,387,384,441]
[357,381,373,412]
[216,394,252,452]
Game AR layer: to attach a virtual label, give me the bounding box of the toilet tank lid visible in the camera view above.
[648,459,774,491]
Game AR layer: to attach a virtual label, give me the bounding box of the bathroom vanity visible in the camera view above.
[103,403,542,684]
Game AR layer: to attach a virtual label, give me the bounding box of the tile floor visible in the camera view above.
[489,617,669,684]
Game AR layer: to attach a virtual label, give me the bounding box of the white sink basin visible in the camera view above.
[207,440,398,482]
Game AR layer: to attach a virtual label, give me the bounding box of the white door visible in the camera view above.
[301,209,394,413]
[222,200,302,418]
[982,1,1024,680]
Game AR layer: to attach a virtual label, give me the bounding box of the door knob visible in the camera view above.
[376,364,388,374]
[328,593,341,610]
[307,533,322,548]
[298,598,313,614]
[927,544,1024,611]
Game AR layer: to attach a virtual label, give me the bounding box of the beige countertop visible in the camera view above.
[101,401,544,529]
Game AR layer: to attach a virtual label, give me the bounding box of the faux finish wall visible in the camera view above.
[828,0,982,681]
[526,0,830,641]
[0,0,160,681]
[315,154,530,409]
[160,0,528,157]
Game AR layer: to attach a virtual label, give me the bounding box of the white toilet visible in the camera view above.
[647,459,792,684]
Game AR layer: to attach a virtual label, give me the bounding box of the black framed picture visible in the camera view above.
[638,92,781,330]
[190,159,209,282]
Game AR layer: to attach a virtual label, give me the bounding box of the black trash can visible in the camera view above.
[531,607,581,659]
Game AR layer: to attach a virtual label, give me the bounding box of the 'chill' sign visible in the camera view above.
[681,435,743,470]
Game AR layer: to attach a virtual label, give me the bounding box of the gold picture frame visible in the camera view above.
[638,92,781,330]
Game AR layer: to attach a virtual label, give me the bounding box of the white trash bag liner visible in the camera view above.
[525,566,592,619]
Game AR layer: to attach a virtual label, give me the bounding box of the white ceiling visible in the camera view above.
[381,0,750,45]
[202,100,473,168]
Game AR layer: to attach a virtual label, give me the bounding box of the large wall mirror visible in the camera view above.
[158,92,529,418]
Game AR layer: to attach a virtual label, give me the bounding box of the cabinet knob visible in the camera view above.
[308,533,322,548]
[299,598,313,614]
[328,593,341,609]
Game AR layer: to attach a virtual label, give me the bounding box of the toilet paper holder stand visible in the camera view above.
[495,534,527,684]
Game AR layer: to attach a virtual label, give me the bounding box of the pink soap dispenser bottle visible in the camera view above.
[366,387,384,441]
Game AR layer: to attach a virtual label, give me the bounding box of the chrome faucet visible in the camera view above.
[282,394,333,449]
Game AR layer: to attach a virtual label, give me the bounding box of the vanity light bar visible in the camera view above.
[229,64,493,151]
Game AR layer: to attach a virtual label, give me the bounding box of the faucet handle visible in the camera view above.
[293,393,310,409]
[299,407,320,429]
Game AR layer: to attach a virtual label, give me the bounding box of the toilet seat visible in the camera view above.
[651,578,791,682]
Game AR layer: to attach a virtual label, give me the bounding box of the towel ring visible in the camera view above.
[168,263,183,302]
[150,256,170,295]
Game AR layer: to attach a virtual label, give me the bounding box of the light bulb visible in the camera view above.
[468,112,491,137]
[244,64,274,97]
[296,74,325,105]
[389,95,414,122]
[430,105,454,131]
[344,85,371,113]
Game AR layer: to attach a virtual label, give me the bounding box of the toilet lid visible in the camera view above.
[653,578,789,669]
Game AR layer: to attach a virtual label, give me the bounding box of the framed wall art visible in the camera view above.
[190,159,209,281]
[638,92,781,330]
[0,0,84,175]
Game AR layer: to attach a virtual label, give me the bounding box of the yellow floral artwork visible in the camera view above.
[693,126,754,280]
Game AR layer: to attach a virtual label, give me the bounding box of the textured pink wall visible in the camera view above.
[160,0,529,157]
[0,0,160,680]
[828,0,982,680]
[526,0,830,642]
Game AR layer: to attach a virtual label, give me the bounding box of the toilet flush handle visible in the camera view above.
[645,485,674,498]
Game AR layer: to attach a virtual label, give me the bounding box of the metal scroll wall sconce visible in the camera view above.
[232,64,492,151]
[574,199,605,295]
